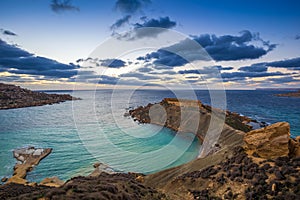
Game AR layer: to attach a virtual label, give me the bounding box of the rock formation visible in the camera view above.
[244,122,291,159]
[6,147,52,185]
[0,82,80,109]
[129,98,263,157]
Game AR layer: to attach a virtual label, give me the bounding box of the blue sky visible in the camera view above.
[0,0,300,89]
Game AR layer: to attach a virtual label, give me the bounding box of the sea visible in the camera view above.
[0,89,299,183]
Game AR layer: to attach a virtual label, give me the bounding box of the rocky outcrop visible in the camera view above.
[7,147,52,185]
[0,82,80,109]
[244,122,291,159]
[275,90,300,97]
[89,162,116,177]
[244,122,300,159]
[39,177,65,187]
[129,98,262,157]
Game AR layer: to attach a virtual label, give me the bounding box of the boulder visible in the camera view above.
[244,122,290,159]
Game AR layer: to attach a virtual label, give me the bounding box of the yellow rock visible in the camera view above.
[244,122,290,159]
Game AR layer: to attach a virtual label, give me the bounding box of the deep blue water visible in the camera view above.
[0,89,299,183]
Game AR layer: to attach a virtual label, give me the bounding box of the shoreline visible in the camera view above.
[0,83,80,110]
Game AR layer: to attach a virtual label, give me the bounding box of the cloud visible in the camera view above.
[0,29,17,36]
[267,76,300,84]
[120,72,160,80]
[192,30,276,61]
[50,0,79,13]
[295,35,300,40]
[137,31,276,67]
[178,66,229,75]
[134,16,176,29]
[116,16,177,39]
[100,59,127,68]
[115,0,151,14]
[0,39,78,79]
[267,57,300,69]
[239,63,268,72]
[111,15,131,31]
[221,71,286,79]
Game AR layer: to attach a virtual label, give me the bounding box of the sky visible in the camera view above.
[0,0,300,90]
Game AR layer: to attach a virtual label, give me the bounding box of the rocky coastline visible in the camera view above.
[0,83,80,109]
[1,98,300,199]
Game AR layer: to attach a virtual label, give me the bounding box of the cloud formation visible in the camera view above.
[0,39,78,79]
[239,63,268,72]
[100,59,127,68]
[267,57,300,69]
[110,15,131,31]
[295,35,300,40]
[116,16,177,39]
[0,29,17,36]
[137,31,276,67]
[221,71,287,80]
[50,0,79,13]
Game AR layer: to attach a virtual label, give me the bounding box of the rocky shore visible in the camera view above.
[275,90,300,97]
[1,98,299,199]
[0,83,80,109]
[3,147,53,185]
[129,98,265,157]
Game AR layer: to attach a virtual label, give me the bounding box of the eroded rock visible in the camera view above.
[244,122,290,159]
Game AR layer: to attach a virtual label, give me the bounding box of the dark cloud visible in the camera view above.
[0,39,32,58]
[295,35,300,40]
[221,71,286,79]
[115,0,151,14]
[138,67,152,72]
[178,66,231,75]
[192,30,276,61]
[239,63,268,72]
[139,31,276,67]
[267,57,300,69]
[1,29,17,36]
[111,15,131,31]
[50,0,79,13]
[120,72,160,80]
[116,16,177,39]
[268,76,300,84]
[100,59,126,68]
[0,39,78,79]
[134,16,176,29]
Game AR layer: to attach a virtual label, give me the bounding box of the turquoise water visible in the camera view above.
[0,89,299,182]
[0,90,200,182]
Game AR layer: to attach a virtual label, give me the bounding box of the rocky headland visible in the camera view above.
[0,83,80,109]
[1,98,299,199]
[275,90,300,97]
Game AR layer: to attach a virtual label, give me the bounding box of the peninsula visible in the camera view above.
[0,83,80,109]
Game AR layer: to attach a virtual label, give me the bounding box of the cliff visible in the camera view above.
[0,83,80,109]
[129,98,264,156]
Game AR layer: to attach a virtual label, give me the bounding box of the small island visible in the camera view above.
[0,83,80,110]
[275,90,300,97]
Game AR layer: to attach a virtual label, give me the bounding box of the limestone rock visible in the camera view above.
[244,122,290,159]
[39,176,64,187]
